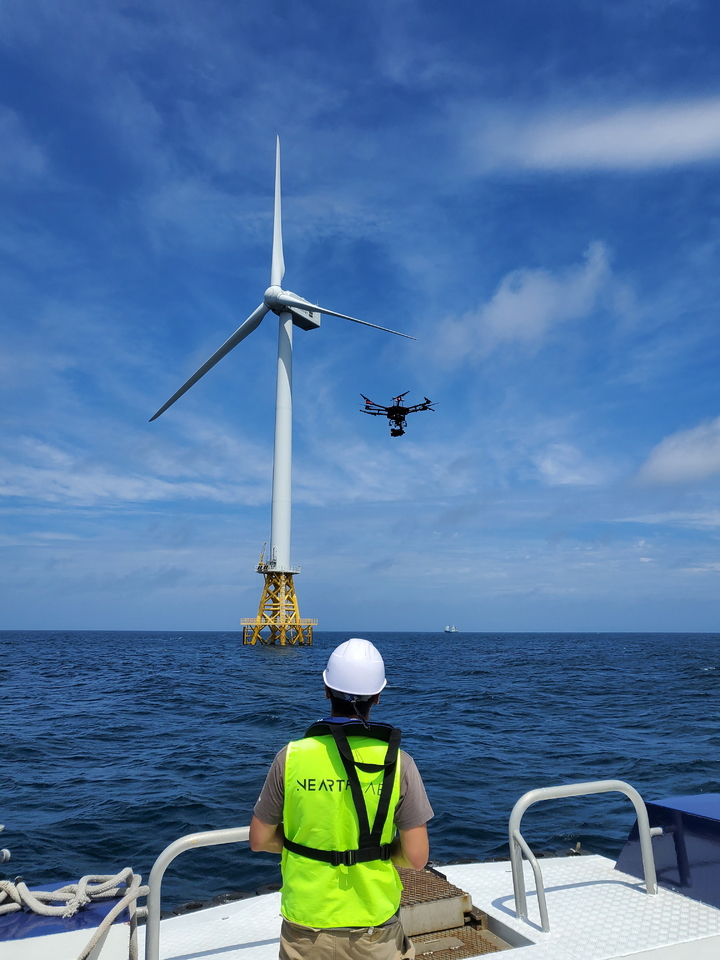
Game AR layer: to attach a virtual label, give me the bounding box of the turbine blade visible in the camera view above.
[149,304,269,421]
[275,294,416,340]
[324,310,416,340]
[270,137,285,286]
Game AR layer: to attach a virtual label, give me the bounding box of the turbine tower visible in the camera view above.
[150,138,413,645]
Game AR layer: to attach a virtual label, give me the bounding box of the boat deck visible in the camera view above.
[443,857,720,958]
[136,856,720,960]
[139,891,282,960]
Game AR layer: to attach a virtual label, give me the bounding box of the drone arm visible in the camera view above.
[360,395,388,414]
[403,398,435,415]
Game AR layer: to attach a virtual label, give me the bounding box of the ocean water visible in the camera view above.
[2,630,719,910]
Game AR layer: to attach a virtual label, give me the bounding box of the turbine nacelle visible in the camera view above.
[264,286,321,330]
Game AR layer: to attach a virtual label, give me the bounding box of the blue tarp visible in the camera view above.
[0,881,129,942]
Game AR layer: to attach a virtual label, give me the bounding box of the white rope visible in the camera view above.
[0,869,149,960]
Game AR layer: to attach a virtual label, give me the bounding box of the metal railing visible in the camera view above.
[144,825,250,960]
[509,779,657,933]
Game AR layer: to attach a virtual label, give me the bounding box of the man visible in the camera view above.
[250,637,433,960]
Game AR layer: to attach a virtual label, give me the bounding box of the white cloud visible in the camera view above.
[436,242,609,363]
[615,511,720,529]
[476,98,720,171]
[637,415,720,484]
[681,562,720,575]
[0,456,236,505]
[0,105,47,181]
[0,437,270,506]
[532,442,608,487]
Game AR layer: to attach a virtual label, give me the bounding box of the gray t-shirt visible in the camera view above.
[254,744,434,831]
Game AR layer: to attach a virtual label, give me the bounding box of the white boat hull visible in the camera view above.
[8,855,720,958]
[120,856,720,960]
[8,922,129,960]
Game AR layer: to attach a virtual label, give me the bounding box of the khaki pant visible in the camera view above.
[279,916,415,960]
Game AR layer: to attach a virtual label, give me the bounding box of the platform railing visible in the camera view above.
[509,779,657,933]
[144,825,250,960]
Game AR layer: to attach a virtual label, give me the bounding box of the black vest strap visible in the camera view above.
[283,837,393,867]
[284,721,401,868]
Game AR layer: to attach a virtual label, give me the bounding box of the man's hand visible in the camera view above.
[391,824,429,871]
[249,816,285,854]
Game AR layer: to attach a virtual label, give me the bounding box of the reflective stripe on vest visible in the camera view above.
[281,723,403,928]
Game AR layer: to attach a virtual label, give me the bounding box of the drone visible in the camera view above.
[360,392,436,437]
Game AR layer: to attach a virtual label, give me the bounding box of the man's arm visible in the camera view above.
[392,751,433,870]
[251,748,287,854]
[249,815,285,854]
[391,823,429,871]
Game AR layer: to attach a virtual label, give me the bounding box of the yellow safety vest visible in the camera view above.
[281,721,402,928]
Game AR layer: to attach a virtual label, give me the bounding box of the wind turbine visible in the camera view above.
[150,138,413,645]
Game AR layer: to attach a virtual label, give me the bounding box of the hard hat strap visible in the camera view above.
[349,697,370,729]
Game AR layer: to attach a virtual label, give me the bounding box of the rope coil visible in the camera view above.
[0,868,148,960]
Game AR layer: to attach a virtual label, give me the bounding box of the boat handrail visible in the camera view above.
[144,825,250,960]
[509,779,657,933]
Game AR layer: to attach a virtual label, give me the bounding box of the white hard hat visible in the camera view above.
[323,638,387,698]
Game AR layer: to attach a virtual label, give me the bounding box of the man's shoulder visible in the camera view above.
[268,744,289,771]
[399,750,422,777]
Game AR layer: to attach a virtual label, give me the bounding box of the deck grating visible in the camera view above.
[413,924,502,957]
[398,867,468,906]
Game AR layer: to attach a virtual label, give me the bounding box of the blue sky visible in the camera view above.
[2,0,720,630]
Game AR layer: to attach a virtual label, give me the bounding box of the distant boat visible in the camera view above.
[444,625,459,633]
